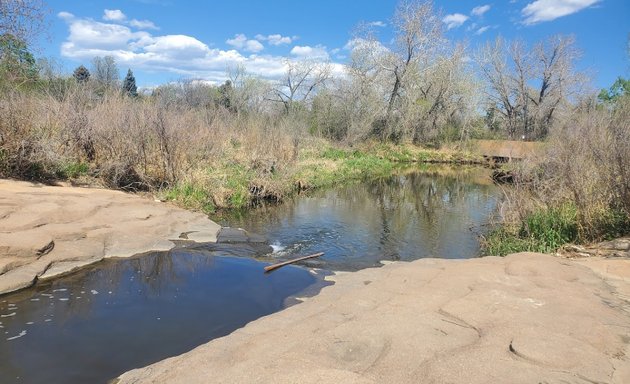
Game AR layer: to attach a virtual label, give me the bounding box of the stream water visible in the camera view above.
[0,165,501,384]
[222,166,501,270]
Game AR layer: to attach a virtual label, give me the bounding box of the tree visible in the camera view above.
[0,0,48,45]
[272,59,331,114]
[0,33,37,85]
[92,55,119,89]
[382,0,444,140]
[598,77,629,104]
[218,80,234,111]
[122,69,138,97]
[477,35,583,140]
[73,65,90,83]
[348,0,447,142]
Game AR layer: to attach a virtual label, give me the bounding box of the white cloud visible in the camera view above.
[245,40,264,53]
[522,0,600,25]
[129,19,159,30]
[255,34,295,46]
[290,45,329,59]
[103,9,126,21]
[475,26,491,35]
[443,13,469,30]
[367,21,387,27]
[226,34,264,52]
[57,12,338,83]
[471,5,491,16]
[57,11,74,21]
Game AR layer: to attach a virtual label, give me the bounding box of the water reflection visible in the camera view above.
[0,252,322,384]
[223,166,500,270]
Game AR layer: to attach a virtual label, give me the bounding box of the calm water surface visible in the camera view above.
[0,251,322,384]
[223,166,501,270]
[0,165,500,383]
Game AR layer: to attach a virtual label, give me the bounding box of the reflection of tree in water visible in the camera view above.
[361,168,498,260]
[221,165,500,265]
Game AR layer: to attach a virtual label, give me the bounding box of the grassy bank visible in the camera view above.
[159,141,483,214]
[482,203,630,256]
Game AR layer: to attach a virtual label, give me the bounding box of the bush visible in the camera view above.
[484,95,630,255]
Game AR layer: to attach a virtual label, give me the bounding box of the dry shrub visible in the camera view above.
[504,97,630,241]
[1,85,311,196]
[0,91,65,179]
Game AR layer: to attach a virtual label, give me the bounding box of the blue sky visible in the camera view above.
[39,0,628,89]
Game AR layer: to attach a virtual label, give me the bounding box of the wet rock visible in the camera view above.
[0,180,221,295]
[217,227,268,244]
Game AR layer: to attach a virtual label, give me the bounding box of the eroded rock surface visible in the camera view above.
[0,180,221,294]
[117,253,630,384]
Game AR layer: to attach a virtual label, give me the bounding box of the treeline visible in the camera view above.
[2,1,600,146]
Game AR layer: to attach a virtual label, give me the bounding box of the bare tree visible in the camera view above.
[529,35,583,138]
[381,0,444,140]
[0,0,48,44]
[92,55,120,89]
[477,35,583,140]
[226,64,271,114]
[404,44,480,143]
[271,59,331,114]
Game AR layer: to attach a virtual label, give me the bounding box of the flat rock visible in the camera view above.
[117,253,630,384]
[0,179,221,295]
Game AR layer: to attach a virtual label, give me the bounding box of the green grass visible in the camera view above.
[483,204,579,256]
[57,161,89,179]
[163,144,485,215]
[294,151,396,190]
[163,182,215,213]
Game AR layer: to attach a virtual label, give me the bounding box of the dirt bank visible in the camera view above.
[0,180,221,295]
[117,253,630,384]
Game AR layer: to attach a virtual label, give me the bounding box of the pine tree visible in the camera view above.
[122,68,138,97]
[72,65,90,83]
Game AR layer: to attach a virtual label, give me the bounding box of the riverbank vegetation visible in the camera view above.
[1,0,628,253]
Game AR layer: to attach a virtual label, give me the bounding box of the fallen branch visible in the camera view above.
[264,252,324,273]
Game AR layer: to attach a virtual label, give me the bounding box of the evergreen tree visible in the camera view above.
[72,65,90,83]
[0,34,38,83]
[218,80,234,111]
[122,68,138,97]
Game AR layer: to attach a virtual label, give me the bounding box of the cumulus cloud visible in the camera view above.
[102,9,159,30]
[57,12,338,83]
[522,0,600,25]
[226,34,265,53]
[255,34,295,46]
[290,45,329,60]
[471,5,491,16]
[103,9,126,21]
[443,13,469,29]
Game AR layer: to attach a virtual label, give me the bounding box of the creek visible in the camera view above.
[0,165,501,383]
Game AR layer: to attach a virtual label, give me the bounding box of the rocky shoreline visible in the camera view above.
[0,180,221,295]
[116,252,630,384]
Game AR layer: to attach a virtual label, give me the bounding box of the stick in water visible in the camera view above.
[264,252,324,273]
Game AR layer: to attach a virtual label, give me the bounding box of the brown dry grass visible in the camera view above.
[497,97,630,242]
